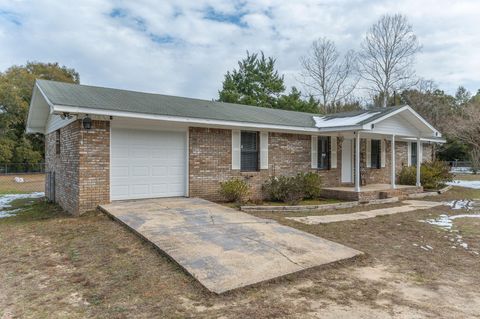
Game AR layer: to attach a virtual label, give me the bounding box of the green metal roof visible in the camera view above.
[36,79,401,129]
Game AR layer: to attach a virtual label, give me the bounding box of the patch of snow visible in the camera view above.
[0,208,21,218]
[420,246,430,251]
[0,192,44,218]
[444,200,473,210]
[422,214,453,230]
[460,242,468,249]
[0,192,44,209]
[447,180,480,189]
[313,112,380,128]
[450,167,472,174]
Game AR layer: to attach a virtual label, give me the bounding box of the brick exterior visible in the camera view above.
[46,123,435,211]
[45,120,110,215]
[188,127,433,202]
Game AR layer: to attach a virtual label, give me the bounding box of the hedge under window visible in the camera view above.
[241,131,259,171]
[371,139,381,169]
[317,136,330,170]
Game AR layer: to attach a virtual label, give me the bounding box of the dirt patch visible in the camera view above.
[1,187,480,318]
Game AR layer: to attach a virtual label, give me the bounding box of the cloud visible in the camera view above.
[0,0,478,100]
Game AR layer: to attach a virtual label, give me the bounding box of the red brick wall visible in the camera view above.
[45,120,110,215]
[45,120,81,213]
[188,127,341,201]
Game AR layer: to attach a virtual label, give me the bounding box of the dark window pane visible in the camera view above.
[241,131,259,171]
[371,140,381,169]
[411,142,417,165]
[56,130,61,155]
[317,136,330,170]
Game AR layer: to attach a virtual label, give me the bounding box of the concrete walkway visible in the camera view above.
[287,200,444,225]
[100,197,362,294]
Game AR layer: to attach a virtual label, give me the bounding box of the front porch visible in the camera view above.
[322,184,423,202]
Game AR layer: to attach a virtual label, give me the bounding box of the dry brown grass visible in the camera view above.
[1,186,480,318]
[0,174,45,194]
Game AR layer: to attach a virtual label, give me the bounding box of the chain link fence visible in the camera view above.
[0,163,45,194]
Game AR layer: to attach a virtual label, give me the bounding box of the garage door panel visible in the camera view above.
[111,128,187,200]
[132,166,149,177]
[111,166,129,177]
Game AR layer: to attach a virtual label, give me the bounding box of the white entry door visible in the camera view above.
[110,128,187,200]
[341,139,353,183]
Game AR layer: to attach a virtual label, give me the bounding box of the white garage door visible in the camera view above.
[110,128,187,200]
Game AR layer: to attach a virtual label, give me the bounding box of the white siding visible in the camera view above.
[373,115,420,136]
[45,114,76,134]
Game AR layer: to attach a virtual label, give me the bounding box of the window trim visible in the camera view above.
[371,139,381,169]
[240,131,260,172]
[317,136,331,170]
[55,130,61,156]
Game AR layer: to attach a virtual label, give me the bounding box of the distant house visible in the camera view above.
[27,80,445,215]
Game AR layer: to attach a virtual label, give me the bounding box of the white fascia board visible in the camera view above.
[315,125,363,132]
[51,104,322,134]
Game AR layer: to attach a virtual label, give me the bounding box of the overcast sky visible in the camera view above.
[0,0,478,100]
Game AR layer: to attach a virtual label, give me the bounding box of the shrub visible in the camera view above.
[219,178,250,203]
[398,161,453,190]
[262,172,323,204]
[262,175,304,205]
[299,172,323,199]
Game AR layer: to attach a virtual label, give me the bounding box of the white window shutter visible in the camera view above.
[260,131,269,169]
[231,130,241,170]
[381,139,386,168]
[311,136,318,169]
[366,139,372,168]
[330,137,337,168]
[419,142,423,163]
[407,142,412,166]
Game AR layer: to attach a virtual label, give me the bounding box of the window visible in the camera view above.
[371,139,381,169]
[411,142,417,166]
[317,136,330,170]
[240,131,259,171]
[55,130,61,155]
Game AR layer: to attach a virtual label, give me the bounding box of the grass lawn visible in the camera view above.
[1,187,480,318]
[452,173,480,181]
[0,174,45,194]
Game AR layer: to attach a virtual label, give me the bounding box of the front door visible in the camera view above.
[341,139,353,183]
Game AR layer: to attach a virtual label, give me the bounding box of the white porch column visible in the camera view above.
[355,131,361,192]
[391,135,396,189]
[416,138,421,186]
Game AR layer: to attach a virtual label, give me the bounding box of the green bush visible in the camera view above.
[398,161,453,190]
[219,178,250,203]
[262,172,323,204]
[262,175,304,205]
[299,172,323,199]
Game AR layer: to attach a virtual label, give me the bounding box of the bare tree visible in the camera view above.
[359,14,421,107]
[447,101,480,173]
[300,37,358,113]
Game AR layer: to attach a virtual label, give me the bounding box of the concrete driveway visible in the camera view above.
[99,197,362,294]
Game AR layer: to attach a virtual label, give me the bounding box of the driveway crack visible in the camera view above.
[244,236,304,268]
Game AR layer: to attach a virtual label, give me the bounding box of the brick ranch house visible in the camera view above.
[26,80,445,215]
